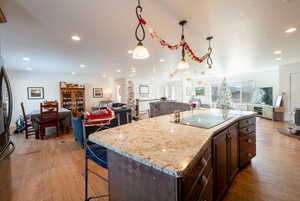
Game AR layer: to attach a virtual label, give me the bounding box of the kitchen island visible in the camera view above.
[89,109,256,201]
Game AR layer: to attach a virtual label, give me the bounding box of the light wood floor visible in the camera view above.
[0,118,300,201]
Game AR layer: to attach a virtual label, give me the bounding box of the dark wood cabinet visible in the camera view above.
[213,130,228,201]
[239,117,256,168]
[213,123,240,201]
[227,123,239,183]
[181,143,213,201]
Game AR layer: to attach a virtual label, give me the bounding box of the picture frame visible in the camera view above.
[139,85,149,97]
[93,88,103,98]
[27,87,44,100]
[195,87,205,96]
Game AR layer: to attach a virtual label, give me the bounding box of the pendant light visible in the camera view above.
[133,0,149,60]
[0,8,7,23]
[206,36,213,72]
[177,20,190,70]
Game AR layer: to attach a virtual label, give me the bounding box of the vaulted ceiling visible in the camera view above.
[0,0,299,78]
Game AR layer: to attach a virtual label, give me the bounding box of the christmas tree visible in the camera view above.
[216,78,232,109]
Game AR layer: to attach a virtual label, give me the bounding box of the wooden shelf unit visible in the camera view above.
[60,87,85,115]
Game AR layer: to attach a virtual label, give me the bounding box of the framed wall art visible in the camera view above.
[27,87,44,100]
[93,88,103,98]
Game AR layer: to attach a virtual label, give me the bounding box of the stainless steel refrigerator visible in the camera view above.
[0,57,14,160]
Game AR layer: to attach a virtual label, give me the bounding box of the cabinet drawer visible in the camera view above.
[182,143,212,201]
[200,170,213,201]
[182,155,212,201]
[239,124,256,137]
[239,133,256,152]
[239,117,256,129]
[239,145,256,168]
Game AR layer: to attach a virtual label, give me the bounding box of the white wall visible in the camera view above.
[279,62,300,121]
[7,70,114,126]
[130,76,166,112]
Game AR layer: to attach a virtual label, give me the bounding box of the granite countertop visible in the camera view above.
[89,109,256,177]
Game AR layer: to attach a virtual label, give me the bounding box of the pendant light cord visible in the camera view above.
[179,20,187,60]
[206,36,213,66]
[135,0,146,43]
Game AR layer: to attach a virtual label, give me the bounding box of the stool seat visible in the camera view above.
[86,143,107,169]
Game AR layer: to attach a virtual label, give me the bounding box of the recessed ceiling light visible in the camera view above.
[80,64,86,68]
[285,27,297,33]
[160,59,165,62]
[71,35,81,41]
[25,67,32,71]
[71,72,76,75]
[273,50,282,55]
[117,69,121,73]
[102,74,107,78]
[22,57,31,61]
[128,50,133,54]
[276,57,282,61]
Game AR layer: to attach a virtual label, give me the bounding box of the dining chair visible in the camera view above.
[39,101,59,140]
[21,102,36,139]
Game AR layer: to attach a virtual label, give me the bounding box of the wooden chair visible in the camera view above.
[39,101,59,140]
[21,102,36,139]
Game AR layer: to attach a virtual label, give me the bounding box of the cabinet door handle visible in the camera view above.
[201,158,208,168]
[247,139,252,143]
[248,153,253,158]
[197,175,209,201]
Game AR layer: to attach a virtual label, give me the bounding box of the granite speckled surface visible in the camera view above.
[89,109,256,177]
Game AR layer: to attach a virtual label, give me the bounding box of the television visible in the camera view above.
[253,87,273,105]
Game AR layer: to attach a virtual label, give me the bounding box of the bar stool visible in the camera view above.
[83,111,132,201]
[83,112,114,201]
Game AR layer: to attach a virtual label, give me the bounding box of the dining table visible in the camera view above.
[30,108,72,138]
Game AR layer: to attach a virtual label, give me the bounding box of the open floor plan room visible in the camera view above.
[1,0,300,201]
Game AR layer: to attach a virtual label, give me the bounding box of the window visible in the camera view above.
[211,81,255,104]
[242,84,254,103]
[230,85,241,103]
[211,86,219,103]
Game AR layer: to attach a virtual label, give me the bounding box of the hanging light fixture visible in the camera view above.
[206,36,214,72]
[177,20,190,70]
[133,0,149,60]
[0,8,7,23]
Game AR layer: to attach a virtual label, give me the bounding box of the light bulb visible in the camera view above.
[132,42,149,59]
[177,59,190,70]
[184,71,192,81]
[207,65,213,72]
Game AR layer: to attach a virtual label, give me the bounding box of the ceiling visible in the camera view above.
[0,0,299,78]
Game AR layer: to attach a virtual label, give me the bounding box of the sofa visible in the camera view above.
[149,101,191,118]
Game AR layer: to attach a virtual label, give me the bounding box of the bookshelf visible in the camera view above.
[60,82,85,115]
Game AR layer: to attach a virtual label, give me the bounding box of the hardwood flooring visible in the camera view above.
[0,118,300,201]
